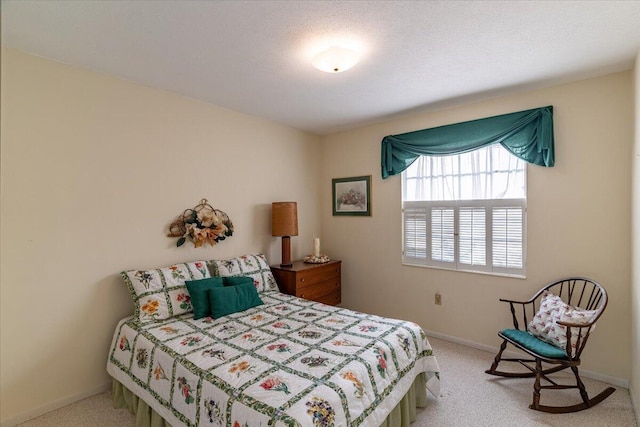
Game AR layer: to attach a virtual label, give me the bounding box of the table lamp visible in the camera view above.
[272,202,298,267]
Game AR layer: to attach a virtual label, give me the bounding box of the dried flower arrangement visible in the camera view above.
[168,199,234,247]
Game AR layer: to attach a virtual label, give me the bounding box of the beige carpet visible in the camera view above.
[16,337,637,427]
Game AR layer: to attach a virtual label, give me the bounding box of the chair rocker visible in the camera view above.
[485,277,615,413]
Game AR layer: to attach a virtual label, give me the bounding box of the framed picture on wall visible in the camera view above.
[332,175,371,216]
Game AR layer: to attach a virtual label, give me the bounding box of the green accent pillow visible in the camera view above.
[223,276,254,287]
[185,277,224,319]
[208,283,264,318]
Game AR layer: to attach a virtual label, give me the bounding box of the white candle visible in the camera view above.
[314,237,320,257]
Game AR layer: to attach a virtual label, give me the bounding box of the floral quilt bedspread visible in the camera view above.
[107,291,440,427]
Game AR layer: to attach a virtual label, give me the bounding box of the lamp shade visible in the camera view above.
[272,202,298,236]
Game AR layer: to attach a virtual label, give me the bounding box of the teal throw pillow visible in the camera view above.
[223,276,254,287]
[185,277,224,319]
[208,283,263,318]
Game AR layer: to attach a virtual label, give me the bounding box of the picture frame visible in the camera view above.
[332,175,371,216]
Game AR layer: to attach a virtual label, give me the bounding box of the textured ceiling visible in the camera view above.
[2,1,640,135]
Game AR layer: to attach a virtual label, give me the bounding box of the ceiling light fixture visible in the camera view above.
[312,46,360,73]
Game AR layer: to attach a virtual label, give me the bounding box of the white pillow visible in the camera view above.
[528,291,564,343]
[122,261,210,323]
[546,304,598,352]
[207,254,278,293]
[528,291,597,352]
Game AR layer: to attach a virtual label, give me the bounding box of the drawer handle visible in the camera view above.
[300,278,305,282]
[300,294,305,298]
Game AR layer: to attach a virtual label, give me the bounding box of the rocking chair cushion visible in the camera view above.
[500,329,567,359]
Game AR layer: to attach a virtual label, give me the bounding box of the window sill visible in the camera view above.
[402,261,526,279]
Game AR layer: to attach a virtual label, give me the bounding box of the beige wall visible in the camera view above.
[632,50,640,420]
[0,49,321,423]
[1,47,636,424]
[321,72,634,380]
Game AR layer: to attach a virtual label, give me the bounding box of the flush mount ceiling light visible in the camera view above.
[312,46,360,73]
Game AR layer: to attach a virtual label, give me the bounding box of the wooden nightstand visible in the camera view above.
[271,260,341,306]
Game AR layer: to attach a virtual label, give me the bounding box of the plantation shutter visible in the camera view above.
[402,200,525,275]
[403,206,428,264]
[459,207,487,268]
[431,208,455,264]
[492,207,524,271]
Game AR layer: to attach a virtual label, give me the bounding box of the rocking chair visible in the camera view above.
[485,277,615,413]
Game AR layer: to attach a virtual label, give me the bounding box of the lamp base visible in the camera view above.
[280,235,292,267]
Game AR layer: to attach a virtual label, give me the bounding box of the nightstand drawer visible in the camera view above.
[296,277,341,300]
[314,290,341,306]
[296,264,340,287]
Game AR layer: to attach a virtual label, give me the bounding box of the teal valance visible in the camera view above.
[381,106,554,179]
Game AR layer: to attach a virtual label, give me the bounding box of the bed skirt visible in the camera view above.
[112,372,428,427]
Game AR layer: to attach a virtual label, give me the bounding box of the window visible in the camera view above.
[402,144,526,276]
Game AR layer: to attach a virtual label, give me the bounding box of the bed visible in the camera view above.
[107,254,440,426]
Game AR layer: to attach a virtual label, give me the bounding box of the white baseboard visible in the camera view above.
[0,382,111,427]
[424,329,630,389]
[630,384,640,425]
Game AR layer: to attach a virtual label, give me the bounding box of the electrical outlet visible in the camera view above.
[435,293,442,305]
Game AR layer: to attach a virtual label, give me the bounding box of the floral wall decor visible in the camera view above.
[168,199,234,247]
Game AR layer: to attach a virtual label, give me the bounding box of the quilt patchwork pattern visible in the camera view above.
[108,292,440,427]
[122,261,210,323]
[207,254,278,293]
